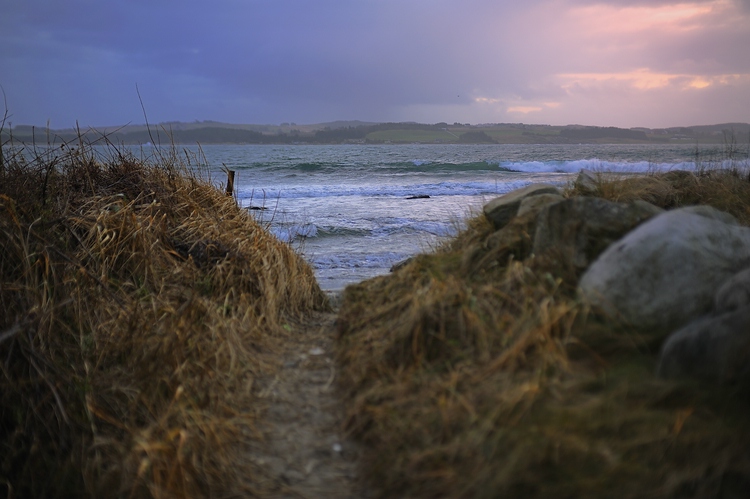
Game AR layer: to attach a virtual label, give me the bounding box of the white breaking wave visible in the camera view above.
[310,252,406,270]
[272,223,318,241]
[497,158,749,174]
[273,220,458,241]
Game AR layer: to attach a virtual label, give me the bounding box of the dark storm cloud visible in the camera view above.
[1,0,529,124]
[1,0,748,127]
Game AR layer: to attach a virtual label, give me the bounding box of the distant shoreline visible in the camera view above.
[3,121,749,146]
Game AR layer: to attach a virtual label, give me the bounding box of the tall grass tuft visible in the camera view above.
[0,133,327,497]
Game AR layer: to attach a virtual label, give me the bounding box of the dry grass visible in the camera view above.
[568,167,750,224]
[0,136,328,497]
[336,166,750,498]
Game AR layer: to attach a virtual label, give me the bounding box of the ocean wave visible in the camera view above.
[238,159,732,202]
[272,223,373,241]
[238,180,530,200]
[271,219,458,242]
[293,162,331,171]
[271,223,318,241]
[310,252,406,270]
[238,157,725,177]
[292,157,745,175]
[396,160,502,172]
[244,159,524,174]
[372,220,458,238]
[317,226,373,237]
[497,159,700,174]
[277,160,505,173]
[408,221,458,237]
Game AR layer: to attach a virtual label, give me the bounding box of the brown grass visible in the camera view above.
[0,136,327,497]
[568,167,750,224]
[336,166,750,498]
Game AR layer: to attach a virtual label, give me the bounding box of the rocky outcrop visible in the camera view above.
[516,193,564,218]
[714,268,750,313]
[483,183,750,387]
[482,209,539,264]
[574,169,599,195]
[579,206,750,332]
[657,305,750,385]
[477,193,567,266]
[477,178,750,388]
[657,266,750,385]
[533,197,662,272]
[483,184,560,230]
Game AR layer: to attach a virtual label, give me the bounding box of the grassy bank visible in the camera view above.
[336,166,750,497]
[0,137,328,497]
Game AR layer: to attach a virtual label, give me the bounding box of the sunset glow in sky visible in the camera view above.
[2,0,749,128]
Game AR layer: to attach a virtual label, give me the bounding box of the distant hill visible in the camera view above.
[458,131,496,143]
[3,121,749,145]
[559,126,648,141]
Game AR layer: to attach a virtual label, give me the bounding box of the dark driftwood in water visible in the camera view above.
[406,195,430,200]
[225,170,235,196]
[247,206,269,211]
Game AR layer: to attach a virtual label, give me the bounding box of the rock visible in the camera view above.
[478,194,564,269]
[579,206,750,332]
[682,204,739,225]
[715,268,750,313]
[483,209,538,262]
[516,193,565,218]
[574,169,599,194]
[656,305,750,385]
[532,197,662,272]
[483,183,560,230]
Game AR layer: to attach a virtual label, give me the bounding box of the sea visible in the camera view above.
[148,143,736,290]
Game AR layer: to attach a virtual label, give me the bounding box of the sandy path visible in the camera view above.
[247,306,368,498]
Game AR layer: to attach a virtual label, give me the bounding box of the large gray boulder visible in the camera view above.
[532,197,662,272]
[714,267,750,314]
[483,184,560,230]
[657,306,750,385]
[579,206,750,332]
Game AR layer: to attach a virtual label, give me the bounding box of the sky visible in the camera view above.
[1,0,749,129]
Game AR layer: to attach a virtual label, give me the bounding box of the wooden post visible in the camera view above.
[225,170,235,197]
